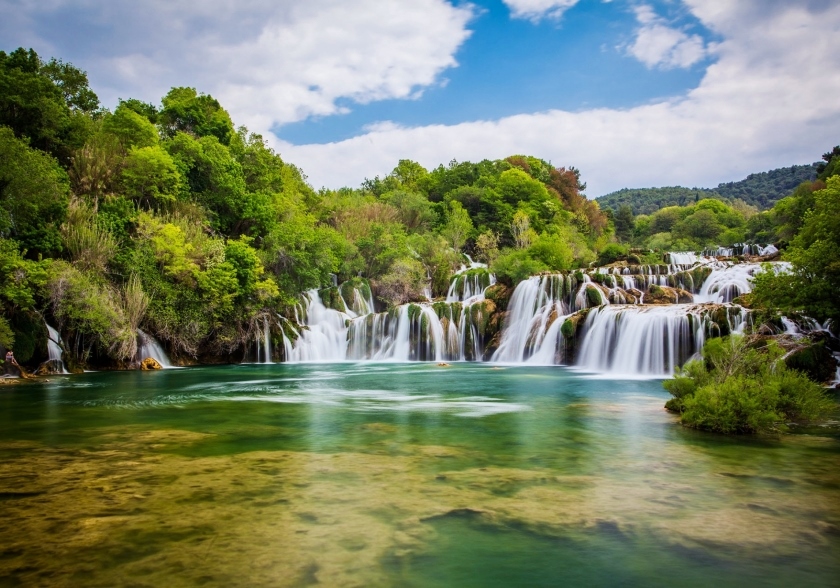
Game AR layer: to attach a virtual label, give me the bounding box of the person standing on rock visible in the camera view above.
[4,349,20,376]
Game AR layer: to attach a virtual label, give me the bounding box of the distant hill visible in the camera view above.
[596,163,819,215]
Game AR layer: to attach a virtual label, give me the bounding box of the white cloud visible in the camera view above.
[0,0,474,133]
[278,1,840,195]
[503,0,580,23]
[625,4,707,69]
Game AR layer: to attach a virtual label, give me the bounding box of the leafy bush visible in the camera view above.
[597,243,628,265]
[664,336,834,434]
[491,248,548,285]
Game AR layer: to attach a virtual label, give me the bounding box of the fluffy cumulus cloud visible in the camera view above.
[502,0,580,22]
[280,0,840,195]
[626,4,707,69]
[0,0,474,132]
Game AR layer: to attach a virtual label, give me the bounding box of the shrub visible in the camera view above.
[597,243,627,266]
[664,335,834,434]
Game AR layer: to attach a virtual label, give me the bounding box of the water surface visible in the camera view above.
[1,363,838,587]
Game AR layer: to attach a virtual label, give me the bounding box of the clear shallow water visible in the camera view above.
[1,363,838,587]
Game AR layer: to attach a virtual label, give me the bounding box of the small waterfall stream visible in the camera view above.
[137,329,172,368]
[45,324,69,374]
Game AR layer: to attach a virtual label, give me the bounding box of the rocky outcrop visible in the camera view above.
[484,283,513,312]
[645,284,693,305]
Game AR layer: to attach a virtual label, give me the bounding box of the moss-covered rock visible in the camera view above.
[785,339,837,384]
[585,285,605,307]
[34,359,64,376]
[484,284,513,312]
[644,284,685,305]
[339,278,373,314]
[469,299,497,338]
[317,287,347,313]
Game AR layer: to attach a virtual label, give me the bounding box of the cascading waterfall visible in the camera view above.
[283,289,352,362]
[136,329,172,368]
[279,247,781,375]
[695,261,790,304]
[492,274,579,364]
[286,269,498,363]
[490,252,776,375]
[45,324,69,374]
[703,243,779,257]
[575,305,710,376]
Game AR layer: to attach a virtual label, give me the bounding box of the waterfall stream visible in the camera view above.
[45,324,69,374]
[137,329,172,368]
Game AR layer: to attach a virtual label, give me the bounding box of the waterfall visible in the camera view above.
[45,324,69,374]
[694,261,789,303]
[702,243,776,257]
[255,316,272,363]
[491,254,767,374]
[281,251,778,374]
[446,268,496,303]
[575,306,711,376]
[283,289,352,362]
[285,271,497,363]
[136,329,172,368]
[492,275,576,363]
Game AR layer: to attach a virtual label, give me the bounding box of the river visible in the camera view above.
[1,363,838,586]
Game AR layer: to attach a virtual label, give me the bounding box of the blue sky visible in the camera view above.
[277,0,711,145]
[1,0,838,195]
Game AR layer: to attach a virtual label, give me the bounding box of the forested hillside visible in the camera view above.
[597,164,818,215]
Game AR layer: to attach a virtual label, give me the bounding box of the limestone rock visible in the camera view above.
[140,357,163,370]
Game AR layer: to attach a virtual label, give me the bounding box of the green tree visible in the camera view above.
[102,103,159,148]
[441,201,474,251]
[614,204,635,242]
[122,145,182,208]
[664,336,833,434]
[159,87,235,145]
[0,48,97,161]
[0,127,70,256]
[752,175,840,323]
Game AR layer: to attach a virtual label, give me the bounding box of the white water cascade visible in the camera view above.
[284,270,498,363]
[284,289,353,362]
[254,316,273,363]
[279,247,782,375]
[575,306,711,376]
[490,253,776,375]
[45,324,69,374]
[136,329,172,368]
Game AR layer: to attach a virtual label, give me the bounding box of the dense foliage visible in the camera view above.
[597,164,817,215]
[664,336,834,434]
[750,173,840,324]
